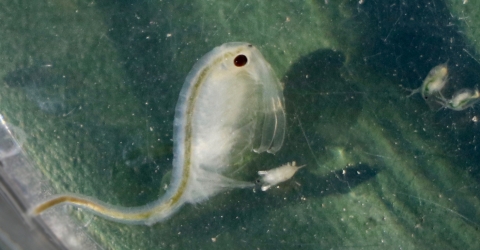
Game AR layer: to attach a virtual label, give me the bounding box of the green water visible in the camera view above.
[1,0,480,249]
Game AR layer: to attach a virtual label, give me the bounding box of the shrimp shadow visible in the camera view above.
[277,48,365,172]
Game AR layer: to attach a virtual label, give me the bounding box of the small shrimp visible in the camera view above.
[408,62,449,100]
[257,161,305,191]
[437,88,480,111]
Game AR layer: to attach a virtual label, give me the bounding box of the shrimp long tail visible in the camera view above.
[29,193,182,225]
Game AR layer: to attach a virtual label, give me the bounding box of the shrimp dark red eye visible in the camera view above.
[234,54,248,67]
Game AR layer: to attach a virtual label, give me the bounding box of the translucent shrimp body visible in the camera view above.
[408,63,448,100]
[258,161,304,191]
[31,43,286,225]
[438,88,480,111]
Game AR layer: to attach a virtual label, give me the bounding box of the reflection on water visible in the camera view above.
[1,0,480,249]
[4,64,69,115]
